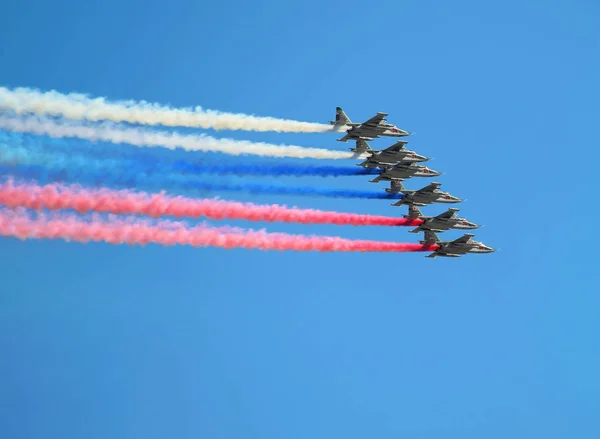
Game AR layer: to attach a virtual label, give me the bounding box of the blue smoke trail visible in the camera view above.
[0,164,402,200]
[0,137,378,178]
[0,129,191,163]
[170,161,377,177]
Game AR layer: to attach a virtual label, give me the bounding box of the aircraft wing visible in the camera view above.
[357,159,380,169]
[381,140,409,153]
[414,182,442,195]
[362,112,388,127]
[337,132,374,142]
[434,208,459,220]
[427,252,461,258]
[336,132,354,142]
[451,233,475,244]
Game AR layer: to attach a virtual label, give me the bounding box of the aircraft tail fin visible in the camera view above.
[421,230,440,246]
[407,205,424,219]
[350,138,372,153]
[330,107,352,126]
[385,180,405,193]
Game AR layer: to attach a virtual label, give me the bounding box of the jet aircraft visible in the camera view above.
[387,181,461,206]
[420,231,495,258]
[370,162,441,182]
[353,139,429,168]
[330,107,410,142]
[404,206,478,233]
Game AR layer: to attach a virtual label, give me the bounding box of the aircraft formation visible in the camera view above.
[0,85,496,256]
[330,107,495,258]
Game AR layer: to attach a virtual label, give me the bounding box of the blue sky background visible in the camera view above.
[1,0,599,438]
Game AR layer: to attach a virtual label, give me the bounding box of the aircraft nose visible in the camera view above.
[442,194,462,203]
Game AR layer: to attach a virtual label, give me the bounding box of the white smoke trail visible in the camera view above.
[0,115,362,160]
[0,86,342,133]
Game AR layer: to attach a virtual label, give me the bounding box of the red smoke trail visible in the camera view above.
[0,180,424,227]
[0,209,439,253]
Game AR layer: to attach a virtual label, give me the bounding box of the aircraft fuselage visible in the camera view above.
[380,164,440,179]
[377,150,427,163]
[346,125,409,139]
[419,218,478,232]
[435,241,494,256]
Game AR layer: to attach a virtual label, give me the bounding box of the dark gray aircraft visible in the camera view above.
[352,139,429,168]
[404,206,479,233]
[420,231,495,258]
[370,162,442,182]
[330,107,410,142]
[387,181,462,206]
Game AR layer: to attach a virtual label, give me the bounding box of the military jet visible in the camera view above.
[353,139,429,168]
[387,181,462,206]
[404,206,479,233]
[370,162,442,182]
[330,107,410,142]
[420,231,495,258]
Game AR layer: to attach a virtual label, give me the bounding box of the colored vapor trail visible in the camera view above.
[0,180,420,227]
[0,115,359,160]
[0,208,438,253]
[0,143,377,178]
[171,162,378,178]
[0,87,341,134]
[0,165,401,200]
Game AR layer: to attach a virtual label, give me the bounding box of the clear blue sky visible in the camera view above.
[1,0,599,438]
